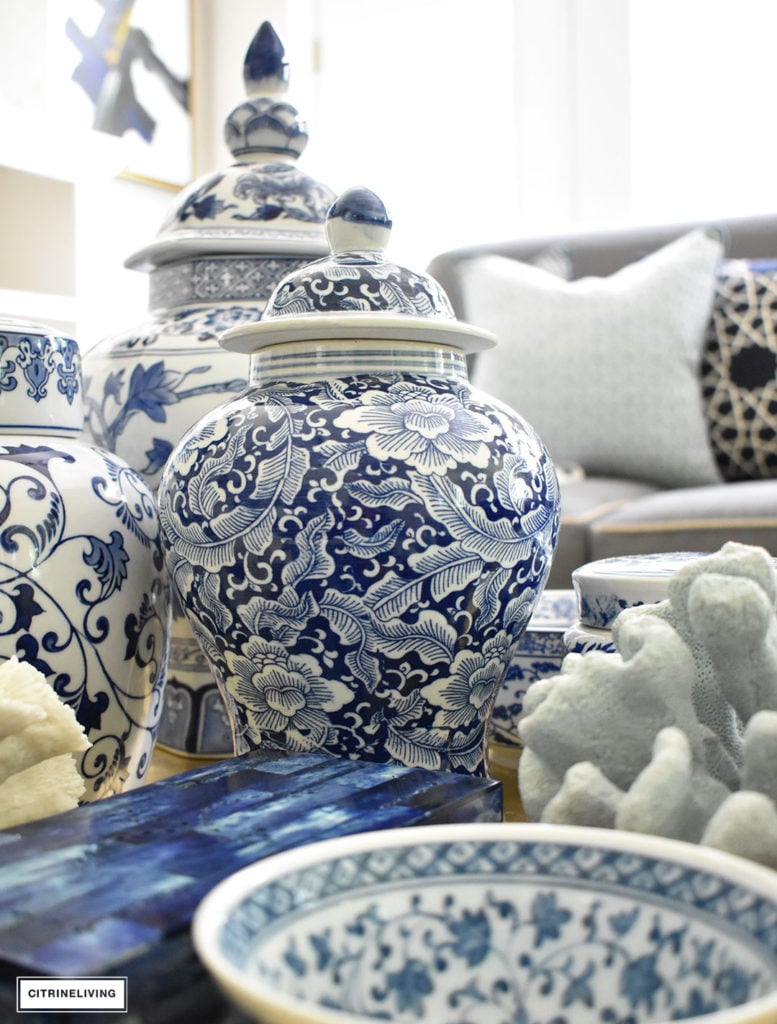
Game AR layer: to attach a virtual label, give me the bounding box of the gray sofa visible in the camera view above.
[427,213,777,587]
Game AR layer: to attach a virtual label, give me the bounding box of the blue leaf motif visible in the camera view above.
[609,907,640,937]
[282,509,336,587]
[375,610,456,663]
[691,939,715,979]
[341,519,404,558]
[562,961,596,1008]
[347,477,418,510]
[9,582,44,630]
[366,542,482,621]
[531,891,572,947]
[309,930,333,972]
[620,953,663,1012]
[144,437,174,477]
[125,361,180,422]
[384,725,451,770]
[448,909,491,967]
[385,958,434,1015]
[472,566,513,627]
[82,530,129,601]
[672,988,720,1019]
[319,438,365,476]
[103,369,124,402]
[318,590,381,690]
[283,938,307,977]
[413,473,535,567]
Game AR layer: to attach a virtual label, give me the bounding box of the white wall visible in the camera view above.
[4,0,777,349]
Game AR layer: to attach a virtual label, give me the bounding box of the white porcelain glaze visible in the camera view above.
[0,316,170,798]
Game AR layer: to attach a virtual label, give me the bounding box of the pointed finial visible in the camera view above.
[243,21,289,93]
[225,21,307,159]
[326,187,393,255]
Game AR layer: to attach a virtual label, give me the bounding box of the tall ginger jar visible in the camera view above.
[81,22,336,757]
[158,188,559,777]
[0,316,170,799]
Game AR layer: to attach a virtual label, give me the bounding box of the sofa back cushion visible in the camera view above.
[460,229,724,489]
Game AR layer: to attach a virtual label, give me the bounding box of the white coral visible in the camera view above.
[518,541,777,869]
[0,656,91,829]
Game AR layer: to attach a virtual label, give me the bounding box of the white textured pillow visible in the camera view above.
[461,229,724,488]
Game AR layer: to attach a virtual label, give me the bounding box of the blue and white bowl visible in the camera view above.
[193,823,777,1024]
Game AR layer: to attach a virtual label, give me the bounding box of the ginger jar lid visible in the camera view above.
[126,22,336,273]
[220,186,496,354]
[0,315,83,435]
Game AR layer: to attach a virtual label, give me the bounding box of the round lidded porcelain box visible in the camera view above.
[157,187,560,777]
[573,551,711,629]
[0,315,170,799]
[81,21,337,759]
[565,551,708,654]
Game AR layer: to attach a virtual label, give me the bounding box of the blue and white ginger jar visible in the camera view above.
[81,21,336,759]
[0,316,170,799]
[157,187,560,776]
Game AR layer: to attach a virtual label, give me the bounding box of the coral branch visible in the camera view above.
[518,541,777,867]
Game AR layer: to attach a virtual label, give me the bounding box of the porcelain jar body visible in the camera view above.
[0,322,171,799]
[82,183,333,758]
[82,254,319,756]
[80,19,336,757]
[158,340,559,776]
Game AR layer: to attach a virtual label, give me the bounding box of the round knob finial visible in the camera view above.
[326,187,393,256]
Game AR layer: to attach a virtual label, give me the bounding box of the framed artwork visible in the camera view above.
[60,0,193,189]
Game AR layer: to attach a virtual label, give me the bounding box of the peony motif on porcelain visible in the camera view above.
[159,359,559,775]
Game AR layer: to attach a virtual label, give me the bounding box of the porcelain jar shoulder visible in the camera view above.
[82,21,336,493]
[158,188,560,777]
[0,317,170,799]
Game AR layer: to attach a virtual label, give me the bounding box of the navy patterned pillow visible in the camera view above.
[701,260,777,481]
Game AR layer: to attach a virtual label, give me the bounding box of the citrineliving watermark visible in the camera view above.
[17,977,128,1013]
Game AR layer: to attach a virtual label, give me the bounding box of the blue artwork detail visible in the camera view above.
[219,838,777,1023]
[0,442,169,798]
[159,371,559,775]
[65,0,189,143]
